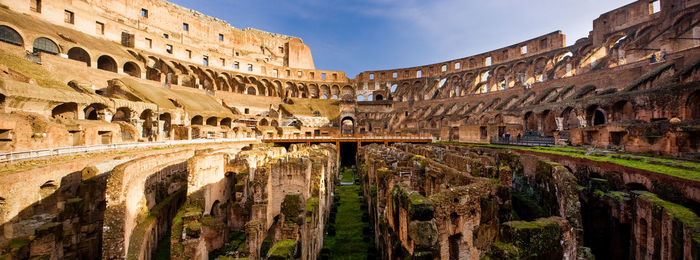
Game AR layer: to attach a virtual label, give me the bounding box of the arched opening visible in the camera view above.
[140,109,154,138]
[112,107,132,122]
[191,115,203,126]
[357,95,365,101]
[321,94,328,99]
[687,91,700,120]
[51,102,78,120]
[524,112,537,132]
[84,103,107,120]
[639,218,648,256]
[160,113,171,137]
[612,100,634,122]
[220,118,232,128]
[587,105,606,126]
[271,120,279,127]
[123,62,141,78]
[541,110,556,137]
[340,117,355,135]
[450,127,459,141]
[67,47,90,66]
[32,37,59,55]
[210,200,221,217]
[97,55,118,73]
[375,94,384,101]
[561,107,578,130]
[259,118,269,126]
[0,25,23,46]
[206,117,218,126]
[449,233,463,260]
[246,86,257,95]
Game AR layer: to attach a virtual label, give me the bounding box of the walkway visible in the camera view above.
[0,138,257,162]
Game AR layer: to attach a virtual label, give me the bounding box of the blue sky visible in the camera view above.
[170,0,634,78]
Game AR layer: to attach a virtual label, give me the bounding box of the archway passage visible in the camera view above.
[341,117,355,135]
[688,91,700,120]
[97,55,117,72]
[33,37,59,55]
[67,47,90,66]
[0,25,23,46]
[339,142,357,167]
[123,62,141,78]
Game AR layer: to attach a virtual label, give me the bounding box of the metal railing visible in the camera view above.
[490,136,555,146]
[262,134,432,141]
[0,138,257,163]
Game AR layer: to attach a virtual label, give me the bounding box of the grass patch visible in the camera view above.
[435,142,700,182]
[323,183,371,259]
[341,168,354,183]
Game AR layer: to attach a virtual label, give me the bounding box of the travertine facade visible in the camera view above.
[0,0,699,259]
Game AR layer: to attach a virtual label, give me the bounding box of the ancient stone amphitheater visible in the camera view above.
[0,0,698,259]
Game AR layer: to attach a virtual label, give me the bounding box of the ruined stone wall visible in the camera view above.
[359,143,601,259]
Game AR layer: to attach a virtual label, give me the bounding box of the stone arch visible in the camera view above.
[112,107,132,122]
[341,85,355,100]
[686,91,700,120]
[259,118,269,126]
[524,111,537,131]
[0,25,23,46]
[52,102,78,120]
[140,109,154,138]
[298,83,309,98]
[561,107,578,130]
[341,116,355,135]
[206,117,218,126]
[191,115,203,126]
[285,82,298,98]
[612,100,635,121]
[210,200,221,217]
[160,113,172,137]
[84,103,108,120]
[309,84,320,98]
[97,55,118,73]
[123,62,141,78]
[32,37,59,55]
[587,105,606,126]
[320,85,330,98]
[271,120,279,127]
[540,110,556,137]
[375,94,384,101]
[39,180,58,199]
[220,117,232,128]
[67,47,91,67]
[246,86,257,95]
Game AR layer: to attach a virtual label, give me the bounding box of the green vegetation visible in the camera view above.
[267,240,297,259]
[435,142,700,182]
[323,169,372,259]
[635,191,700,228]
[341,168,354,183]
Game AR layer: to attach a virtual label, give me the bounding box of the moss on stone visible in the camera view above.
[8,238,30,249]
[593,189,605,197]
[185,222,202,238]
[634,191,700,228]
[281,193,304,222]
[487,241,520,259]
[500,218,561,258]
[411,155,428,169]
[267,239,297,259]
[605,191,629,201]
[392,185,434,221]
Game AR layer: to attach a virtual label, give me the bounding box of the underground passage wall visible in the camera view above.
[357,143,700,259]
